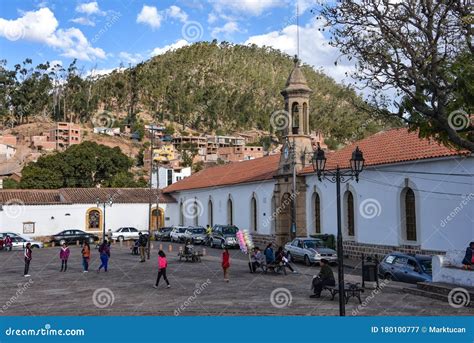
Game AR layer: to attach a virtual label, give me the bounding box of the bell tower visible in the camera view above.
[273,56,314,246]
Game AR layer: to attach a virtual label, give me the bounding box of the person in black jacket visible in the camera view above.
[310,259,335,298]
[462,242,474,270]
[138,232,148,262]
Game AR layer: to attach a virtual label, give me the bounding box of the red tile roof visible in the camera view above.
[300,128,470,174]
[0,188,176,205]
[164,154,281,193]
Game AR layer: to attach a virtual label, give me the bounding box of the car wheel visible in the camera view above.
[32,245,40,249]
[384,273,393,281]
[59,239,66,245]
[286,252,292,262]
[89,237,95,244]
[220,241,226,249]
[304,255,311,266]
[118,236,124,242]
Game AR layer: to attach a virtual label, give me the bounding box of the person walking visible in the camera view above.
[24,242,32,277]
[81,241,91,273]
[4,235,12,252]
[97,240,111,272]
[222,247,230,282]
[310,259,335,298]
[59,242,70,272]
[138,232,148,262]
[154,250,170,289]
[462,241,474,270]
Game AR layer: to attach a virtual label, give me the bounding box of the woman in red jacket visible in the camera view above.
[154,250,170,289]
[222,248,230,282]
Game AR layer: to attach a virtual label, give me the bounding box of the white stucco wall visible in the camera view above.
[171,180,276,234]
[305,156,474,252]
[0,202,177,238]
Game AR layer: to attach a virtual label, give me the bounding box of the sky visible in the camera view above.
[0,0,355,84]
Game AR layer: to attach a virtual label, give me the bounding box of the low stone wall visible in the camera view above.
[251,233,276,249]
[342,241,445,260]
[433,252,474,287]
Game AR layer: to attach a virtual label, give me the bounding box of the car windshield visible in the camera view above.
[419,259,432,274]
[303,240,324,249]
[179,228,187,233]
[192,228,205,234]
[222,226,238,235]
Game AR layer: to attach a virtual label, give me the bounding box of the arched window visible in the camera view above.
[346,192,355,236]
[314,192,321,234]
[151,207,164,230]
[303,102,308,134]
[227,197,233,225]
[404,188,417,241]
[250,195,257,231]
[193,200,199,226]
[179,201,184,226]
[291,102,299,134]
[86,208,102,231]
[208,199,213,227]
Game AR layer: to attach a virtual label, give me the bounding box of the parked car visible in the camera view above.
[182,226,207,244]
[10,236,43,250]
[0,232,32,241]
[154,227,173,241]
[170,226,188,242]
[209,225,239,249]
[284,238,337,266]
[378,252,432,284]
[111,227,146,242]
[50,230,99,245]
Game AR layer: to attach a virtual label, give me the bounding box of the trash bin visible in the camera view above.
[362,264,377,282]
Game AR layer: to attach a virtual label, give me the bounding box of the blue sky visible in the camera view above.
[0,0,353,83]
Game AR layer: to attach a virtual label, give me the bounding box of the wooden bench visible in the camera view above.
[323,283,364,304]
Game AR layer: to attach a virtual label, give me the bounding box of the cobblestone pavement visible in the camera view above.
[0,243,470,316]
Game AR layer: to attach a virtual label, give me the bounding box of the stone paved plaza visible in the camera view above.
[0,243,470,316]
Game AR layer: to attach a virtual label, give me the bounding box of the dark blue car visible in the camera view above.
[378,252,432,284]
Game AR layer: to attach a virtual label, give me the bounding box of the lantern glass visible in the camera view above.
[312,146,326,174]
[350,147,364,174]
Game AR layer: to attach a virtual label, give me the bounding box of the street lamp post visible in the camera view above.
[312,145,365,316]
[96,195,114,244]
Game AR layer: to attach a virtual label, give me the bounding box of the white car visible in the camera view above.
[10,236,43,250]
[170,226,188,242]
[0,232,33,241]
[111,227,146,241]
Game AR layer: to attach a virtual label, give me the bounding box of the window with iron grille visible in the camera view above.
[405,188,417,241]
[347,192,355,236]
[314,193,321,234]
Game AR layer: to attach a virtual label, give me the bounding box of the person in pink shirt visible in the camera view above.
[59,242,70,272]
[154,250,170,289]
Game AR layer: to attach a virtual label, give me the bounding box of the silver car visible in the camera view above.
[284,238,337,266]
[182,226,207,244]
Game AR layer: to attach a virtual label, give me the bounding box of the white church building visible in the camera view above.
[0,61,472,258]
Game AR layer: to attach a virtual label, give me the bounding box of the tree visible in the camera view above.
[319,0,473,151]
[19,141,136,189]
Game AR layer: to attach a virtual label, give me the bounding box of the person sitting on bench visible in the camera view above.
[310,259,335,298]
[264,243,275,265]
[251,247,265,272]
[275,247,296,273]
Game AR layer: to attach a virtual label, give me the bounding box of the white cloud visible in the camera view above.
[211,0,285,16]
[208,12,218,24]
[86,67,124,77]
[244,21,355,84]
[71,17,95,26]
[75,2,102,15]
[151,39,189,56]
[166,5,188,23]
[118,52,144,64]
[211,21,240,37]
[137,5,162,29]
[0,7,105,61]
